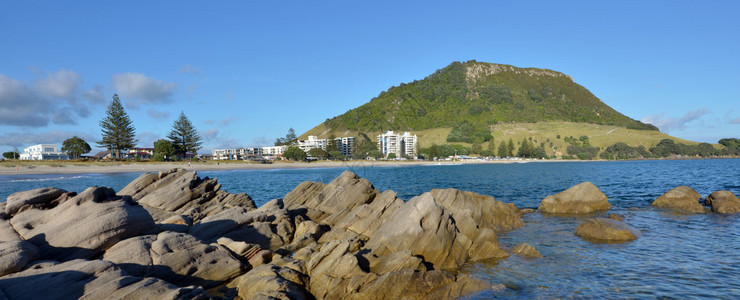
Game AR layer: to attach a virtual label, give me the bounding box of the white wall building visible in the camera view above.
[377,131,417,158]
[20,144,69,160]
[335,136,355,158]
[297,136,327,153]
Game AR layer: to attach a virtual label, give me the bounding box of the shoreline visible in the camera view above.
[0,159,564,176]
[0,157,734,176]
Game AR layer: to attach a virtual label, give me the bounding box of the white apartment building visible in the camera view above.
[213,147,269,160]
[377,131,417,158]
[261,146,285,158]
[20,144,69,160]
[297,136,327,153]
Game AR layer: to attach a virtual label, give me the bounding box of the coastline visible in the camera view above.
[0,159,564,176]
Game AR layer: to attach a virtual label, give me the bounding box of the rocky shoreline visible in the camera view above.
[0,168,737,299]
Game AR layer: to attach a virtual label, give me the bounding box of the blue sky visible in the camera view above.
[1,1,738,155]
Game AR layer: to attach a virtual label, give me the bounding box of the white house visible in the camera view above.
[377,131,417,158]
[20,144,69,160]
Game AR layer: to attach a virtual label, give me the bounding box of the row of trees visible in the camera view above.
[97,94,202,160]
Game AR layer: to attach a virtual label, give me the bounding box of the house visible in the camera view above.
[125,148,155,160]
[19,144,69,160]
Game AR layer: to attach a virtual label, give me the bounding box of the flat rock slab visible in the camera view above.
[575,218,641,243]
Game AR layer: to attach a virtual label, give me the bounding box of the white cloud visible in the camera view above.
[136,132,161,148]
[35,69,82,99]
[642,108,710,133]
[731,118,740,125]
[201,128,219,140]
[82,85,106,103]
[112,73,176,108]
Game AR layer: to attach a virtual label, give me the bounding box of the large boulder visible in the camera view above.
[9,186,156,261]
[651,186,705,213]
[283,170,380,224]
[705,191,740,214]
[364,193,469,270]
[344,269,489,300]
[511,243,541,258]
[227,264,310,300]
[103,231,245,289]
[0,259,209,299]
[320,190,404,242]
[538,182,611,214]
[575,218,641,242]
[0,220,20,242]
[4,187,70,217]
[119,168,256,223]
[0,241,38,276]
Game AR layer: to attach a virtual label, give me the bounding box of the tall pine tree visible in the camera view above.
[98,94,137,159]
[167,111,202,157]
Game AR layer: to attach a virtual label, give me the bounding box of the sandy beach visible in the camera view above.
[0,159,533,176]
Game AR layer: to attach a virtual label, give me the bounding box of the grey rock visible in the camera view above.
[539,182,611,214]
[511,243,541,258]
[227,264,310,300]
[0,241,38,276]
[4,187,68,217]
[10,186,156,261]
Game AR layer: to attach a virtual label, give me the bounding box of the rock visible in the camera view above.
[10,186,156,261]
[0,259,209,299]
[575,218,641,242]
[0,241,38,276]
[322,190,404,241]
[364,193,469,270]
[607,213,625,221]
[520,208,536,214]
[651,186,705,213]
[368,250,426,274]
[217,237,263,261]
[4,187,68,217]
[538,182,611,214]
[345,268,489,300]
[189,206,292,250]
[706,191,740,214]
[227,264,310,300]
[119,169,256,223]
[104,231,245,289]
[283,170,380,223]
[511,243,541,258]
[0,220,20,242]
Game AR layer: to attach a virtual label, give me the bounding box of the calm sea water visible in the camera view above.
[1,159,739,298]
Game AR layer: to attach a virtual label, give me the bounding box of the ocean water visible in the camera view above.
[1,159,739,298]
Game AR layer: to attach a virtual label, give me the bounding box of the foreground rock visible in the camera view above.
[651,186,704,213]
[705,191,740,214]
[1,169,529,299]
[575,218,641,242]
[9,186,156,261]
[0,259,208,299]
[118,168,257,223]
[511,243,541,258]
[538,182,611,214]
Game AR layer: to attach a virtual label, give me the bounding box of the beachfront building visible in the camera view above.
[212,146,284,160]
[335,136,355,157]
[297,136,328,153]
[262,146,286,158]
[377,131,417,158]
[125,148,155,160]
[19,144,69,160]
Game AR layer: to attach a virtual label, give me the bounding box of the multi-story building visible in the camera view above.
[125,148,155,160]
[335,136,355,157]
[19,144,69,160]
[261,146,286,158]
[297,136,327,153]
[377,131,417,158]
[213,146,285,160]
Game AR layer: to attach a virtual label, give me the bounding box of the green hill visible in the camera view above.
[314,60,657,136]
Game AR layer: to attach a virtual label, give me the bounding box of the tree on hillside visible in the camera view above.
[326,134,339,153]
[507,139,515,157]
[154,139,176,161]
[498,141,508,157]
[351,133,377,159]
[471,139,482,154]
[62,136,91,159]
[275,128,297,146]
[487,140,496,157]
[167,111,202,158]
[283,146,306,161]
[98,94,137,159]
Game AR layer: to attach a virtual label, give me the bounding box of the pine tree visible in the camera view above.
[167,111,202,158]
[498,141,508,157]
[98,94,137,159]
[507,139,515,157]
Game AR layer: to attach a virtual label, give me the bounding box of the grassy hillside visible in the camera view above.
[303,121,697,158]
[312,60,657,138]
